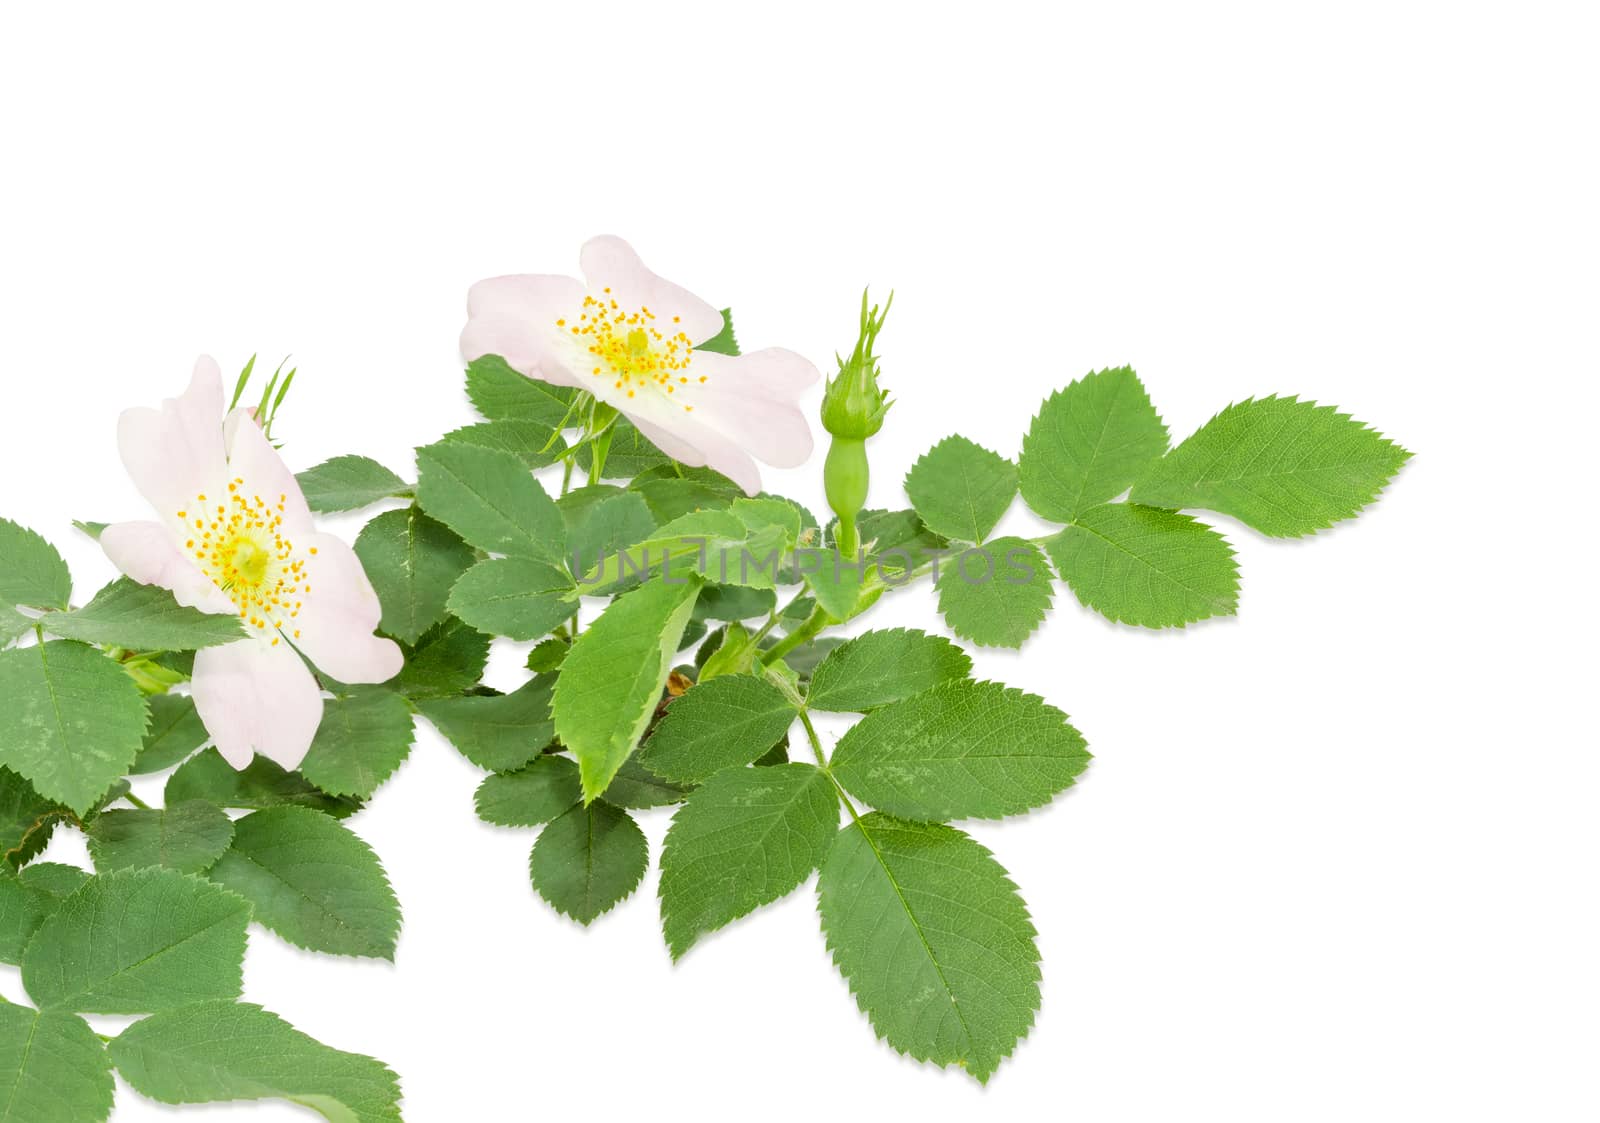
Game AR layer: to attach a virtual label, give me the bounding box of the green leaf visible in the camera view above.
[830,679,1090,820]
[0,767,67,868]
[21,867,250,1013]
[0,518,71,611]
[0,606,30,649]
[129,694,209,775]
[639,675,797,783]
[847,508,949,577]
[392,617,490,700]
[576,417,673,479]
[474,755,580,826]
[558,487,658,579]
[1018,366,1170,522]
[165,749,361,818]
[296,455,410,513]
[554,577,702,802]
[1043,503,1239,627]
[580,508,787,593]
[441,419,566,469]
[802,551,880,622]
[465,353,576,426]
[0,1003,114,1122]
[448,556,575,641]
[353,507,477,645]
[414,440,565,561]
[109,1001,402,1123]
[1130,395,1412,537]
[598,756,692,809]
[525,637,568,672]
[0,641,148,815]
[0,864,91,962]
[41,578,246,650]
[209,806,400,959]
[904,436,1018,542]
[85,801,234,875]
[418,675,555,773]
[629,468,741,523]
[529,802,648,925]
[696,308,740,356]
[659,762,838,959]
[694,583,777,622]
[934,538,1055,649]
[19,862,89,898]
[298,689,416,799]
[818,814,1040,1083]
[806,628,972,713]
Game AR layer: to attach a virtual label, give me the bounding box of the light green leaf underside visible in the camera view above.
[1018,366,1170,522]
[208,806,400,959]
[934,538,1054,649]
[0,518,71,611]
[1043,503,1239,627]
[529,802,648,925]
[0,641,148,815]
[21,867,250,1014]
[448,556,575,641]
[298,689,416,799]
[659,763,839,959]
[0,1003,113,1122]
[1129,395,1411,537]
[829,678,1090,821]
[806,628,972,713]
[464,354,576,427]
[130,694,209,775]
[110,1000,403,1123]
[640,675,797,783]
[414,440,565,561]
[296,455,410,514]
[554,577,701,802]
[353,507,476,645]
[85,801,234,875]
[41,577,246,650]
[904,435,1018,543]
[817,814,1041,1083]
[474,755,581,827]
[418,675,556,773]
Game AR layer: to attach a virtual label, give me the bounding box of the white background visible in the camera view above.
[2,2,1595,1120]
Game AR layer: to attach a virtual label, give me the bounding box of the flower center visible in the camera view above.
[177,479,311,644]
[557,288,706,411]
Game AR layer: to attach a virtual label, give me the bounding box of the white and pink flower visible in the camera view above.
[460,235,819,495]
[102,357,401,770]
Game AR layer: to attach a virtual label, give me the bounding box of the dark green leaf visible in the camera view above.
[295,455,410,513]
[42,578,245,650]
[474,756,580,827]
[418,676,556,773]
[353,507,476,645]
[529,802,648,925]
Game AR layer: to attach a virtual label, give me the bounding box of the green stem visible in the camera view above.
[797,707,829,769]
[798,707,864,821]
[123,793,153,811]
[764,605,829,663]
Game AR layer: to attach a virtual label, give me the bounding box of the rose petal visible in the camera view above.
[292,532,404,684]
[460,315,585,388]
[579,235,724,344]
[222,407,315,534]
[100,520,238,615]
[117,356,229,527]
[192,637,325,770]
